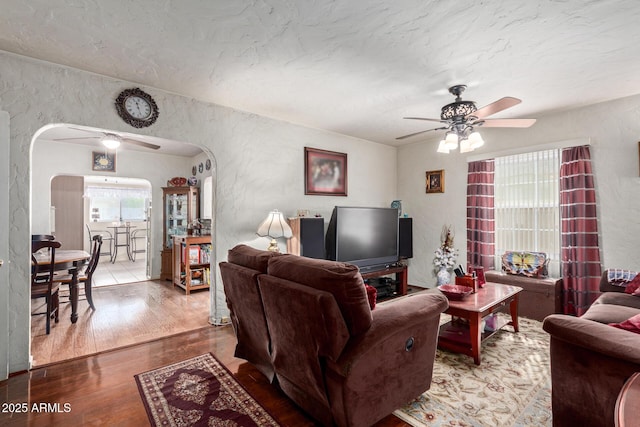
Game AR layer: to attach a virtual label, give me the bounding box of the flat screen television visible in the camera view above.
[325,206,399,272]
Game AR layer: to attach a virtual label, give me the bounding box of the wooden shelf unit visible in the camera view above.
[360,264,408,296]
[172,235,212,294]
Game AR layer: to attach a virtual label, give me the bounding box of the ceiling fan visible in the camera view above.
[53,127,161,150]
[396,85,536,152]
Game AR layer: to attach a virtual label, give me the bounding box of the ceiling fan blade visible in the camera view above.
[122,138,161,150]
[470,97,521,119]
[403,117,446,123]
[53,136,100,141]
[396,126,447,140]
[479,118,536,128]
[68,126,99,134]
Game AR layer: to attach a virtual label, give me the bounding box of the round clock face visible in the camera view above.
[124,95,152,119]
[115,88,159,128]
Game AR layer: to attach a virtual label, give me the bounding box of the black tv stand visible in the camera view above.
[360,264,408,296]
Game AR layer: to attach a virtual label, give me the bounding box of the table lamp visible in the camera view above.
[256,210,292,252]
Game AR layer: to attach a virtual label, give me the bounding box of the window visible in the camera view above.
[202,176,212,220]
[494,149,560,276]
[87,186,151,222]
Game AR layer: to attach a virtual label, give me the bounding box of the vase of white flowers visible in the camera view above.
[433,225,458,285]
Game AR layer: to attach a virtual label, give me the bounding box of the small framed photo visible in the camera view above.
[304,147,347,196]
[426,169,444,193]
[92,151,116,172]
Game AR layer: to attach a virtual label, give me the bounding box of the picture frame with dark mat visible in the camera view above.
[426,169,444,193]
[304,147,347,196]
[92,151,116,172]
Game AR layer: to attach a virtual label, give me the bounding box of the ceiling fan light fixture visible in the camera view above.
[101,133,122,149]
[459,139,475,153]
[444,132,459,149]
[468,131,485,149]
[440,100,477,120]
[437,140,451,153]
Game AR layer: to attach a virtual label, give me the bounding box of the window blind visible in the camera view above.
[494,149,560,276]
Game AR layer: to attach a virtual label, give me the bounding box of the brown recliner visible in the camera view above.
[219,244,281,382]
[258,253,449,427]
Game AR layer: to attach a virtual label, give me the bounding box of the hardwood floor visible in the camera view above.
[31,279,211,366]
[21,273,413,425]
[6,323,410,426]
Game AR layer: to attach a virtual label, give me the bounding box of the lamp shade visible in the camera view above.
[444,132,459,149]
[256,210,292,239]
[468,131,485,149]
[437,140,451,153]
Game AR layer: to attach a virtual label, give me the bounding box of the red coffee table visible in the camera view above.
[437,282,523,365]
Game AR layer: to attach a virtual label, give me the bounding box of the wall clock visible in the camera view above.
[115,88,159,128]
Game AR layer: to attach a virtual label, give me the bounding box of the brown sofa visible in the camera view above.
[542,270,640,427]
[219,244,449,427]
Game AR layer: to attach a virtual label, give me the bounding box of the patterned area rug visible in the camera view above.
[135,353,281,426]
[394,316,552,427]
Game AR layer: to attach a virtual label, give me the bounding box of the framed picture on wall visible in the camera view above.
[426,169,444,193]
[304,147,348,196]
[92,151,116,172]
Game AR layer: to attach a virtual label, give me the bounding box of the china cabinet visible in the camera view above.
[160,186,199,280]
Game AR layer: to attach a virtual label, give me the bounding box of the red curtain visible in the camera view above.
[560,145,602,316]
[466,160,495,270]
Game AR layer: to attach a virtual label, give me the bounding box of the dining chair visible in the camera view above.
[55,235,102,310]
[130,228,147,261]
[86,224,113,259]
[31,234,56,241]
[31,240,62,335]
[31,234,56,255]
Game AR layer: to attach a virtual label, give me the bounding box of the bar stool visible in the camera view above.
[86,224,113,259]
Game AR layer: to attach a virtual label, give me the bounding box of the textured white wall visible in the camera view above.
[398,95,640,287]
[1,52,397,375]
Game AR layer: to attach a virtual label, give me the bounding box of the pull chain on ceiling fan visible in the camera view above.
[397,85,536,153]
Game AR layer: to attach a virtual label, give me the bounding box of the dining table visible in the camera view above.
[107,224,136,263]
[32,249,90,324]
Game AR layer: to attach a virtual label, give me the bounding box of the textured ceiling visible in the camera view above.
[1,0,640,147]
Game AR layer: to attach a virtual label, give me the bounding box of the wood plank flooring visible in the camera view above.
[31,280,211,366]
[6,322,410,426]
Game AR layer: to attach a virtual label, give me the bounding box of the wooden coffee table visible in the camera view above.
[437,282,523,365]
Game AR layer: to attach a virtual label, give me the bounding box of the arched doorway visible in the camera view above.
[30,123,217,366]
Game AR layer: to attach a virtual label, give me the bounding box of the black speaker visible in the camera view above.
[399,217,413,259]
[298,217,325,259]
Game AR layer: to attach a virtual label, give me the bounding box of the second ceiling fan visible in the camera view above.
[397,85,536,151]
[53,127,161,150]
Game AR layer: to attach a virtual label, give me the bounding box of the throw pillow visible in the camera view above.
[624,274,640,296]
[365,285,377,310]
[501,251,548,277]
[610,313,640,334]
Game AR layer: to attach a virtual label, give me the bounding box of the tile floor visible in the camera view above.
[92,252,148,286]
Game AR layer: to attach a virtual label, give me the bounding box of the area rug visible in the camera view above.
[394,315,552,427]
[135,353,281,426]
